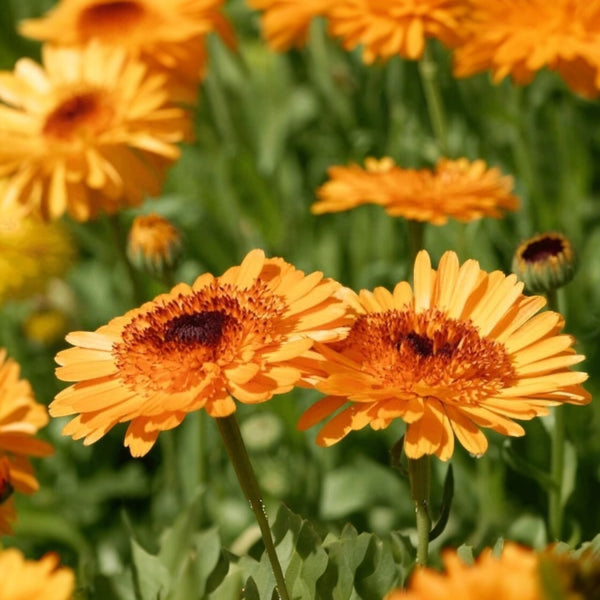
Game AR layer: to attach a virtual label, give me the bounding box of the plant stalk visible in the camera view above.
[408,455,432,565]
[216,414,290,600]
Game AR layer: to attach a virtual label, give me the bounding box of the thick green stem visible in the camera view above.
[546,288,565,540]
[408,455,432,565]
[407,220,426,270]
[418,43,449,156]
[216,415,290,600]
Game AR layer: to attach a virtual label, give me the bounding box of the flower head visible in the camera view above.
[247,0,334,51]
[127,212,182,277]
[513,232,577,294]
[299,250,590,460]
[385,543,542,600]
[313,157,519,225]
[52,249,352,456]
[20,0,235,95]
[326,0,469,63]
[0,350,54,534]
[452,0,600,98]
[0,548,74,599]
[0,42,190,221]
[0,201,75,304]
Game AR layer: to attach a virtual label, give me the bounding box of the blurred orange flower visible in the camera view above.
[0,547,74,599]
[0,43,190,221]
[312,157,519,225]
[20,0,235,96]
[326,0,469,62]
[385,543,542,600]
[248,0,334,51]
[452,0,600,98]
[298,250,590,460]
[52,249,353,456]
[0,350,53,534]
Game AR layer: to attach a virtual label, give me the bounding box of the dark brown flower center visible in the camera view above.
[79,2,146,39]
[521,235,565,263]
[44,92,113,140]
[0,478,13,504]
[164,311,229,346]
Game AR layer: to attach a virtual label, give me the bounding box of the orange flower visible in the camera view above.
[0,350,53,534]
[0,42,190,221]
[312,157,519,225]
[247,0,335,51]
[298,250,590,460]
[52,249,352,456]
[127,212,182,276]
[326,0,469,63]
[385,543,542,600]
[0,547,74,599]
[20,0,235,97]
[452,0,600,99]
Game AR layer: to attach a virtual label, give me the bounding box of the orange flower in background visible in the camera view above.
[0,350,54,534]
[0,547,74,599]
[298,250,590,460]
[127,212,182,276]
[248,0,335,51]
[326,0,469,63]
[20,0,236,95]
[452,0,600,99]
[52,249,353,457]
[313,157,519,225]
[0,42,190,221]
[385,543,542,600]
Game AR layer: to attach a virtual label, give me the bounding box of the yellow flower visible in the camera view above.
[51,249,352,456]
[0,350,54,534]
[452,0,600,98]
[247,0,335,51]
[0,202,74,304]
[127,212,182,276]
[385,543,542,600]
[0,547,74,599]
[298,250,590,460]
[20,0,236,98]
[312,157,519,225]
[326,0,469,63]
[0,42,191,221]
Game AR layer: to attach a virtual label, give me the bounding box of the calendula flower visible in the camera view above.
[0,42,190,221]
[0,547,74,599]
[127,212,182,277]
[0,350,53,534]
[0,457,17,535]
[0,202,75,304]
[247,0,334,51]
[51,249,352,456]
[313,157,519,225]
[298,250,590,460]
[452,0,600,99]
[513,232,577,294]
[326,0,469,63]
[20,0,235,96]
[385,543,542,600]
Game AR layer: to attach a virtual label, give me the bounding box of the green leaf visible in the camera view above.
[131,538,172,600]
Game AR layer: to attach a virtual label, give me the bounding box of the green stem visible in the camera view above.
[408,455,432,565]
[417,43,449,156]
[216,415,290,600]
[546,288,565,540]
[107,214,146,307]
[407,220,426,268]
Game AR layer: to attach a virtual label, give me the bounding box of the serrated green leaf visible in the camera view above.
[131,538,172,600]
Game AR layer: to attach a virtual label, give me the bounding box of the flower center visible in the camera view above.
[164,311,229,346]
[43,92,114,141]
[521,235,565,263]
[78,1,147,40]
[341,308,516,404]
